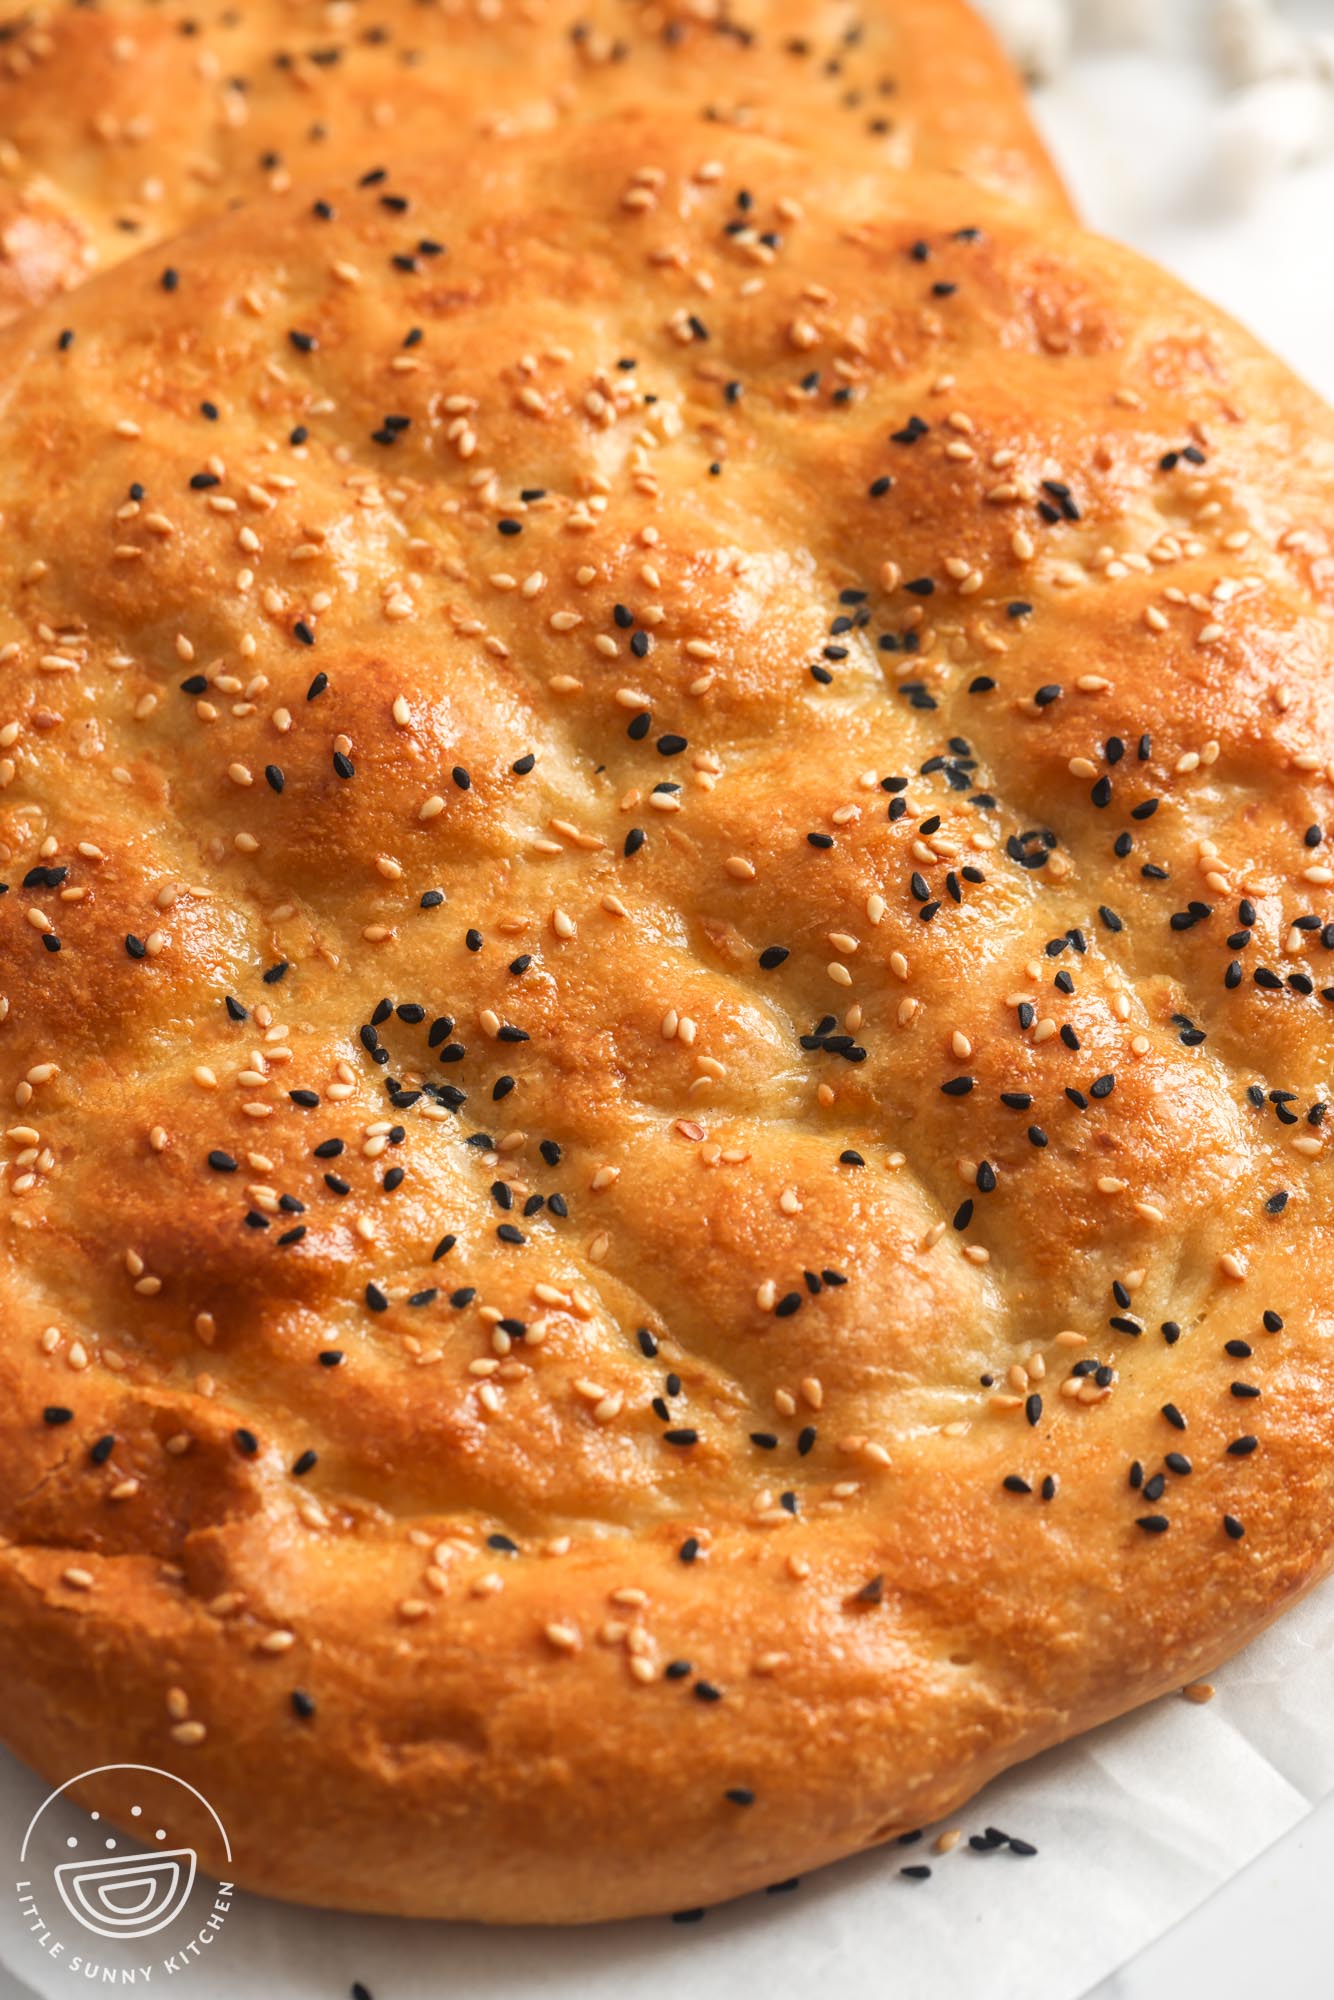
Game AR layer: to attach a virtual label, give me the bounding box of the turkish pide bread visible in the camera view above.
[0,0,1070,325]
[1,111,1334,1923]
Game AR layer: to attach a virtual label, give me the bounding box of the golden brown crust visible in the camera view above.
[0,0,1070,326]
[0,112,1333,1921]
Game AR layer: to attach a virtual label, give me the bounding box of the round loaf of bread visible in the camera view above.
[0,0,1069,324]
[1,111,1332,1922]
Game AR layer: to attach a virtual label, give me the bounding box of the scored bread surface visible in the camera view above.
[0,0,1070,323]
[0,110,1332,1921]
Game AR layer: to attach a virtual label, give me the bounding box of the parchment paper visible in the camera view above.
[4,1576,1334,2000]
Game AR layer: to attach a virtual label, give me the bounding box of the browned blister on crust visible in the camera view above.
[0,115,1331,1921]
